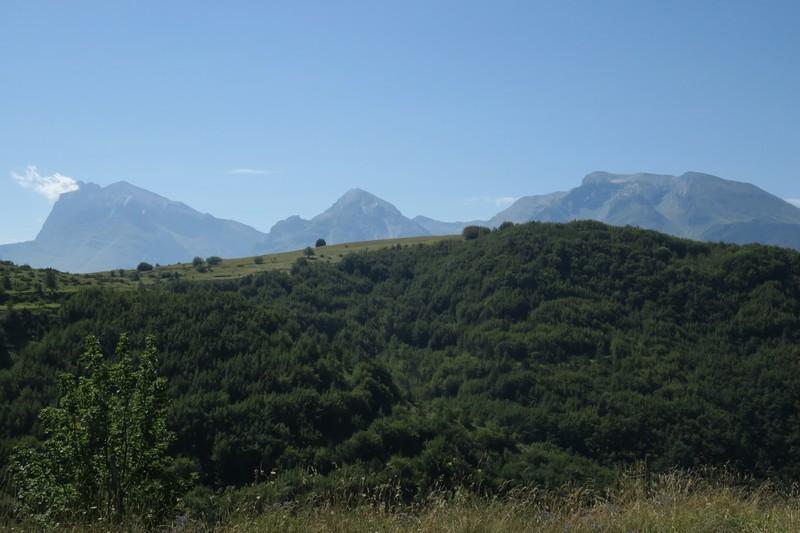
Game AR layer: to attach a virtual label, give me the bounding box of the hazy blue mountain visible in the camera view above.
[412,216,486,235]
[3,171,799,272]
[260,188,430,252]
[487,191,567,226]
[0,181,267,272]
[489,171,800,249]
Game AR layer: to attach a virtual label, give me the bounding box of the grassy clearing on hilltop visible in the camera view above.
[154,235,454,281]
[0,235,455,313]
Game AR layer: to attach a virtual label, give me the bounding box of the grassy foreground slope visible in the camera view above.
[221,470,800,533]
[7,469,800,531]
[2,220,800,523]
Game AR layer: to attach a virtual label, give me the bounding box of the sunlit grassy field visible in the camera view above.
[154,235,454,281]
[0,235,456,314]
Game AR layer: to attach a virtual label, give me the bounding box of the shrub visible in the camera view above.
[136,262,154,272]
[462,225,491,240]
[498,221,515,231]
[304,246,315,257]
[254,256,264,265]
[206,256,223,266]
[10,335,192,526]
[192,256,204,267]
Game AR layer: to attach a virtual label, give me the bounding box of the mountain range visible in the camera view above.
[0,182,267,273]
[2,171,799,272]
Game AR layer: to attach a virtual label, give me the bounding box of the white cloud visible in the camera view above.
[494,196,518,207]
[227,168,270,176]
[786,198,800,208]
[12,165,79,203]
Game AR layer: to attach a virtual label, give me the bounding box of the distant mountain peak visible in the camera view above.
[0,181,267,272]
[109,179,136,188]
[262,188,428,252]
[320,188,404,220]
[332,187,389,206]
[490,170,800,249]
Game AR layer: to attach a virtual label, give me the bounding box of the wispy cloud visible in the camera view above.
[227,168,270,176]
[12,165,79,203]
[786,198,800,208]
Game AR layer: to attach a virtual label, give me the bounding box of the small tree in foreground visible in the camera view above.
[11,335,191,526]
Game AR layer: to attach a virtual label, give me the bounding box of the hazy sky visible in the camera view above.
[1,1,799,244]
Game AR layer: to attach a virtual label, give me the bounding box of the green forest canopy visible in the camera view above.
[2,220,800,502]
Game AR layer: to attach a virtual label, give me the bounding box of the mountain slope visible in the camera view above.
[489,171,800,248]
[260,188,430,252]
[0,181,268,272]
[487,191,567,226]
[412,216,486,235]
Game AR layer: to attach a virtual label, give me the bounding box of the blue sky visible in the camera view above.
[1,0,799,244]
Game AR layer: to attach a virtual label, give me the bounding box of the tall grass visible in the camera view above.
[6,467,800,531]
[211,468,800,533]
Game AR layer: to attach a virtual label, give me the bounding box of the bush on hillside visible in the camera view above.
[462,225,491,240]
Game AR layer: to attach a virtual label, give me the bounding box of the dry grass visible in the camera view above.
[154,235,454,281]
[5,469,800,531]
[200,470,800,533]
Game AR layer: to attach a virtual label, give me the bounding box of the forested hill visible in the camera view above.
[2,220,800,501]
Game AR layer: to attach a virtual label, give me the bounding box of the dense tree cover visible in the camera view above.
[2,221,800,505]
